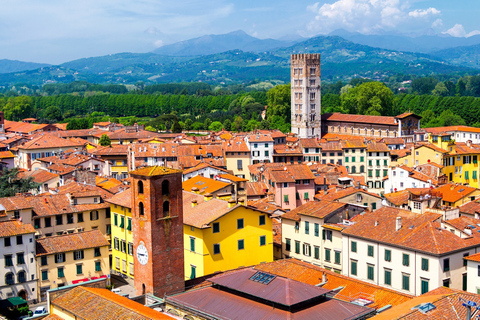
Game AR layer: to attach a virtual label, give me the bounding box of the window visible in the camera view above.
[422,258,429,271]
[17,271,26,283]
[41,256,47,266]
[16,253,25,265]
[238,239,244,250]
[314,223,319,237]
[114,238,119,250]
[74,250,84,260]
[128,243,133,256]
[402,274,410,291]
[76,264,83,275]
[402,254,409,266]
[90,211,99,221]
[162,180,169,195]
[421,279,429,294]
[305,221,309,234]
[94,247,101,257]
[260,235,266,246]
[259,215,266,226]
[139,202,144,216]
[190,237,195,252]
[325,248,331,261]
[138,181,144,194]
[368,170,373,178]
[385,269,392,285]
[213,244,220,255]
[303,243,311,256]
[464,253,469,267]
[444,258,450,272]
[295,241,300,254]
[285,239,291,251]
[351,260,357,276]
[114,214,118,226]
[77,213,83,223]
[120,216,125,229]
[385,249,391,262]
[335,251,340,264]
[237,218,244,229]
[304,192,309,200]
[42,270,48,281]
[265,150,269,157]
[16,235,22,245]
[67,213,74,224]
[58,267,64,278]
[127,218,132,231]
[5,273,14,285]
[4,237,11,247]
[367,264,374,280]
[376,170,380,177]
[351,241,357,253]
[443,278,450,288]
[56,215,63,225]
[55,253,65,263]
[95,261,102,272]
[368,245,374,257]
[213,222,220,233]
[5,255,13,267]
[296,192,300,200]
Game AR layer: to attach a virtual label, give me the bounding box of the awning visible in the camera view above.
[0,297,28,308]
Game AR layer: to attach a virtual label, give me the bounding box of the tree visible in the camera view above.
[184,119,193,131]
[99,134,111,147]
[341,82,393,116]
[223,119,232,131]
[145,126,157,132]
[412,77,438,95]
[0,168,40,198]
[43,106,63,121]
[171,121,183,133]
[432,82,449,97]
[209,121,223,132]
[204,118,212,130]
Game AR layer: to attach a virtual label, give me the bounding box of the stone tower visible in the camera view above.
[130,166,185,297]
[291,54,321,138]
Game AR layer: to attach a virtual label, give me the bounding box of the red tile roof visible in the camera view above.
[314,187,381,202]
[322,113,397,125]
[51,286,172,319]
[36,230,109,256]
[424,125,480,134]
[459,200,480,216]
[282,200,347,221]
[383,190,410,206]
[18,133,84,150]
[130,166,182,177]
[0,220,35,237]
[247,133,273,143]
[182,175,231,195]
[246,181,268,197]
[18,169,59,184]
[434,183,477,203]
[183,199,238,228]
[105,188,131,208]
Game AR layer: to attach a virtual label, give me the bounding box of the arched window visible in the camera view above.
[5,273,14,285]
[139,202,144,216]
[138,181,144,194]
[162,180,169,196]
[163,201,170,217]
[17,271,26,283]
[351,166,356,174]
[142,283,146,294]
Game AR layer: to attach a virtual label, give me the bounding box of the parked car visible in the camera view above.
[33,306,47,315]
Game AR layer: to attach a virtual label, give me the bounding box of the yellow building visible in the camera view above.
[35,230,110,300]
[443,142,480,188]
[395,143,447,167]
[224,137,251,179]
[183,193,273,280]
[105,188,134,280]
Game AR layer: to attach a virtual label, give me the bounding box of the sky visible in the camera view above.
[1,0,479,64]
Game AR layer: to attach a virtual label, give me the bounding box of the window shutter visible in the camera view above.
[322,229,326,240]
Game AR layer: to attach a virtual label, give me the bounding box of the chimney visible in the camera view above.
[374,220,378,226]
[204,193,213,202]
[464,227,472,236]
[322,273,327,283]
[191,199,198,208]
[396,217,402,231]
[191,187,200,194]
[227,198,236,208]
[467,140,472,147]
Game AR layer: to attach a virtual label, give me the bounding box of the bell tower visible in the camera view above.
[130,166,185,297]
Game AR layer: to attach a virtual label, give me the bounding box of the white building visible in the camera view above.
[0,220,37,302]
[384,165,435,194]
[425,126,480,144]
[245,134,274,164]
[342,207,480,296]
[291,54,321,138]
[465,253,480,294]
[182,163,229,182]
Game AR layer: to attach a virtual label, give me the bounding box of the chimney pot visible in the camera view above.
[396,216,402,231]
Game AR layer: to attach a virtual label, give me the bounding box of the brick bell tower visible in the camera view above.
[130,166,185,297]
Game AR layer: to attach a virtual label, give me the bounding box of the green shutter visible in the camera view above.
[284,195,289,203]
[403,275,410,291]
[322,229,326,240]
[114,214,118,226]
[474,155,478,164]
[474,171,478,179]
[314,247,319,259]
[296,192,300,200]
[304,192,309,200]
[325,249,330,261]
[368,265,374,280]
[119,216,124,228]
[335,251,340,264]
[351,241,357,252]
[385,270,391,285]
[127,218,132,231]
[295,241,300,254]
[315,224,319,237]
[368,245,373,257]
[403,254,409,266]
[385,249,391,262]
[421,280,429,294]
[351,261,357,276]
[422,258,429,271]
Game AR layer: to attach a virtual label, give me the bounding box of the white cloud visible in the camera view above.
[431,18,443,29]
[443,24,480,37]
[408,7,440,18]
[153,40,164,48]
[307,0,441,35]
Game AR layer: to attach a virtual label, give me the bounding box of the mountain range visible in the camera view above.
[1,30,480,87]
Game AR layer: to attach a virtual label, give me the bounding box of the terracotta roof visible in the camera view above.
[465,252,480,262]
[247,133,273,143]
[343,207,480,255]
[341,140,366,149]
[48,163,76,176]
[450,142,480,155]
[53,123,68,131]
[319,141,343,151]
[182,162,229,175]
[43,314,65,320]
[425,125,480,134]
[99,128,161,141]
[314,187,381,202]
[105,188,131,208]
[0,220,35,237]
[299,138,321,148]
[91,144,129,156]
[219,173,247,182]
[459,200,480,215]
[246,181,268,197]
[258,129,287,139]
[183,198,240,228]
[366,141,390,152]
[255,259,413,310]
[18,133,84,150]
[282,200,347,221]
[273,144,303,155]
[55,181,114,199]
[0,151,14,158]
[395,112,421,119]
[416,142,448,154]
[322,113,397,125]
[18,169,59,184]
[182,175,231,195]
[224,137,250,152]
[434,183,477,203]
[247,198,285,214]
[267,164,315,183]
[384,190,410,206]
[51,286,172,319]
[394,165,437,184]
[381,137,405,145]
[321,133,367,141]
[130,166,182,177]
[36,230,109,256]
[4,120,44,134]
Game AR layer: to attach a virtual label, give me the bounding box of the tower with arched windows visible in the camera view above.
[130,166,184,297]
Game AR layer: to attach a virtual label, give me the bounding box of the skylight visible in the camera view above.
[249,271,276,285]
[412,302,436,314]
